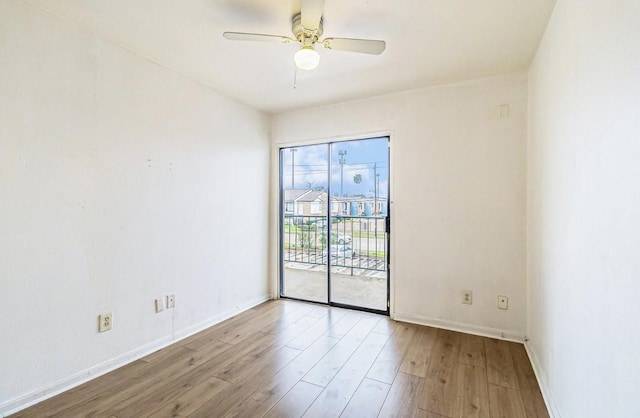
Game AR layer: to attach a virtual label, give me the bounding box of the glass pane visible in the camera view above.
[280,144,329,303]
[329,138,389,311]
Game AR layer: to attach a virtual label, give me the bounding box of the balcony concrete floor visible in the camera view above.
[282,262,387,311]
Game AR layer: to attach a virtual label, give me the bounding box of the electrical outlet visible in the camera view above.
[498,295,509,310]
[155,298,165,313]
[462,290,472,305]
[167,294,175,309]
[98,313,112,332]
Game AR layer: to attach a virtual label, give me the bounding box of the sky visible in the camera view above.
[281,137,389,198]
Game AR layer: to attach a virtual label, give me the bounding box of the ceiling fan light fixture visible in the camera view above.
[294,46,320,70]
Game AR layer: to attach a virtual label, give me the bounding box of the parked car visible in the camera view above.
[333,233,352,245]
[323,245,356,258]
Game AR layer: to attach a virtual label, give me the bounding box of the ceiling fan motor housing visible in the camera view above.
[292,12,323,42]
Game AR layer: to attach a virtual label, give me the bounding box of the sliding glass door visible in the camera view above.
[280,137,389,313]
[280,144,329,303]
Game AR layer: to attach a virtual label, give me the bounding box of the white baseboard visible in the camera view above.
[392,312,526,343]
[1,295,271,417]
[524,341,561,418]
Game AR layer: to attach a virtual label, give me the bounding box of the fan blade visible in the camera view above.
[301,0,325,31]
[223,32,294,44]
[322,38,386,55]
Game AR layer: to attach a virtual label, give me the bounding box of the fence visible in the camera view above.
[283,215,388,272]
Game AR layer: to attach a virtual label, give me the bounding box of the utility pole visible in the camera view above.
[290,148,297,189]
[338,150,347,196]
[373,162,377,215]
[376,173,380,215]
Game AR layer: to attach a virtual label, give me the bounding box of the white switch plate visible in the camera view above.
[155,298,165,313]
[498,295,508,310]
[98,313,112,332]
[167,294,175,309]
[462,290,472,305]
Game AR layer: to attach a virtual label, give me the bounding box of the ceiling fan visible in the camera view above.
[223,0,386,71]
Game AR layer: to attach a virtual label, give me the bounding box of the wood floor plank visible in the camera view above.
[458,333,487,368]
[305,304,332,318]
[276,314,323,341]
[263,380,323,418]
[143,376,230,418]
[303,331,390,417]
[205,331,285,381]
[340,378,390,418]
[11,300,549,418]
[421,329,461,416]
[52,346,201,417]
[520,389,550,418]
[367,321,417,384]
[175,341,301,416]
[302,316,380,387]
[176,300,308,350]
[222,335,340,418]
[399,325,438,378]
[285,308,348,350]
[116,368,231,417]
[488,384,528,418]
[10,363,136,418]
[509,343,538,391]
[260,302,318,335]
[415,410,449,418]
[213,345,302,385]
[323,311,363,339]
[371,316,398,335]
[485,338,519,390]
[179,306,272,350]
[219,301,302,345]
[106,346,225,416]
[452,364,490,418]
[188,346,301,417]
[378,372,425,418]
[510,345,550,417]
[143,342,192,363]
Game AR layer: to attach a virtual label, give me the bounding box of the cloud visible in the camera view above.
[282,145,329,189]
[281,138,388,196]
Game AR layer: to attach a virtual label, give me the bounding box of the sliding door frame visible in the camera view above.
[278,137,391,316]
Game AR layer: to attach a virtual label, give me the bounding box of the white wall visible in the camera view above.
[527,1,640,417]
[272,74,528,340]
[0,1,270,413]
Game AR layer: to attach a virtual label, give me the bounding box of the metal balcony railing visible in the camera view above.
[282,215,388,272]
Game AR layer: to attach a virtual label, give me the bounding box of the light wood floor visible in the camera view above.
[12,300,549,417]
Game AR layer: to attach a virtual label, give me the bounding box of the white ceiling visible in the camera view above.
[29,0,556,114]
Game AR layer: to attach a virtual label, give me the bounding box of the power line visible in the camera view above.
[290,161,386,167]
